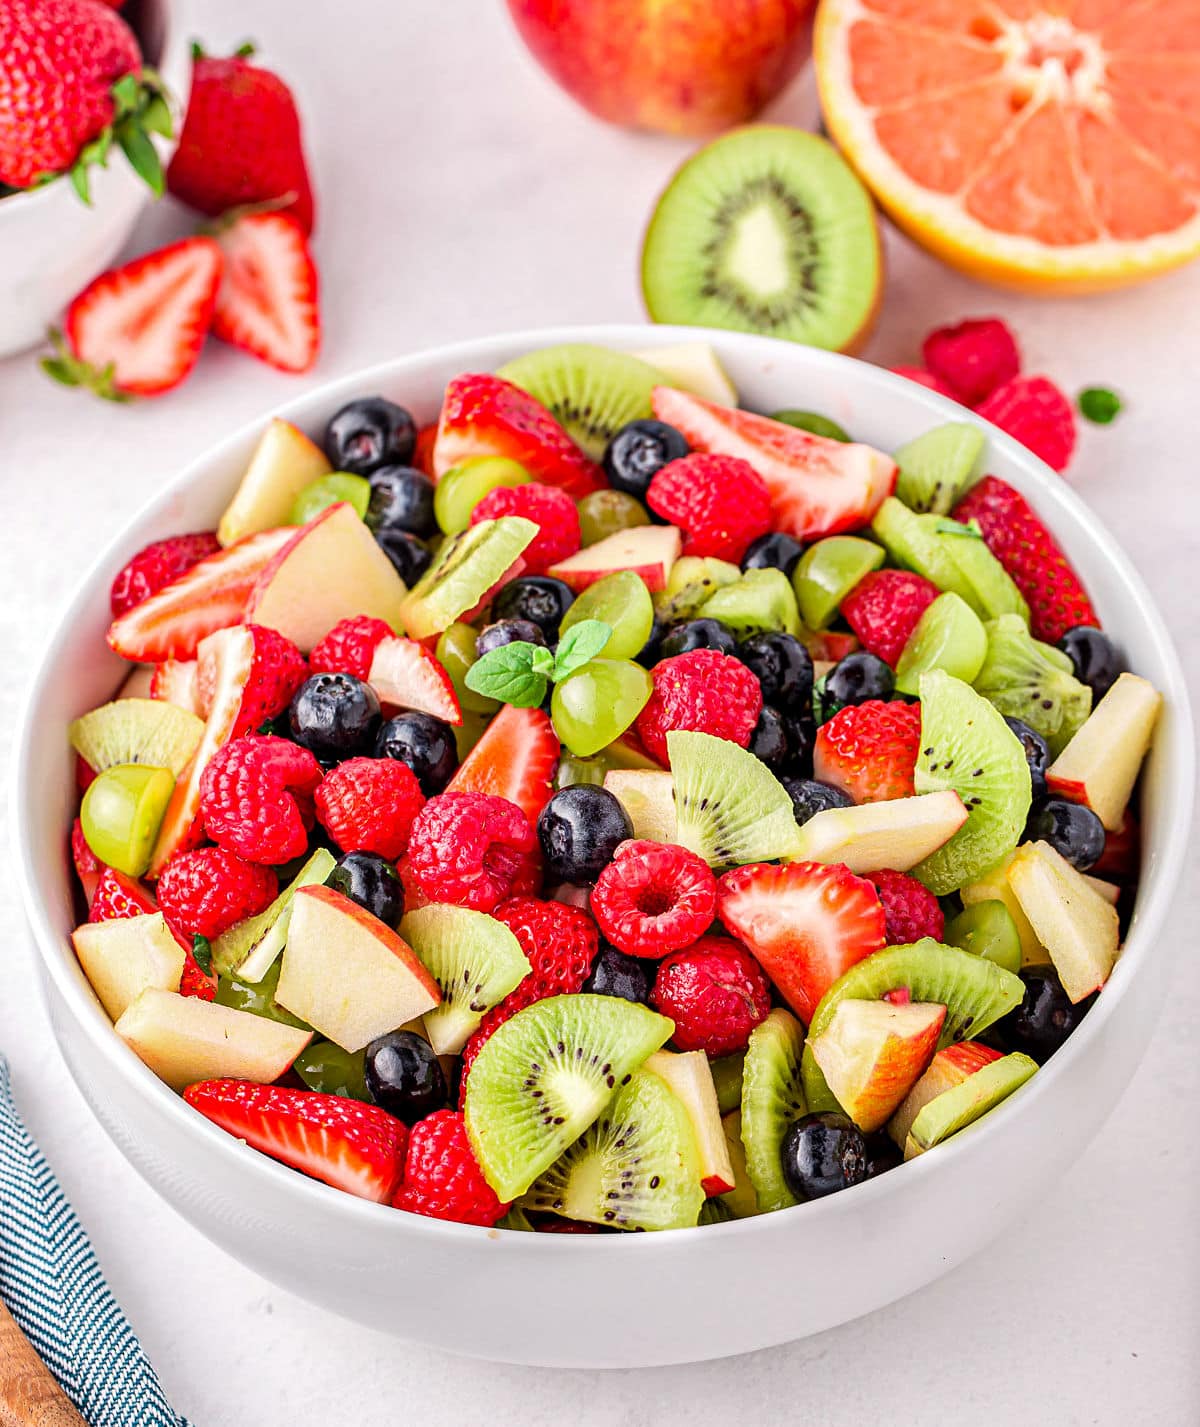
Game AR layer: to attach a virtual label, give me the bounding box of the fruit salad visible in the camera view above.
[65,341,1163,1232]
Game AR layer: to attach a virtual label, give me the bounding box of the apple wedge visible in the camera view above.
[603,769,676,842]
[645,1049,735,1195]
[960,852,1044,966]
[218,418,332,547]
[629,342,738,407]
[1046,672,1162,831]
[886,1041,1003,1150]
[211,847,338,981]
[788,790,967,874]
[72,912,185,1022]
[1007,840,1120,1003]
[547,524,682,594]
[808,998,946,1132]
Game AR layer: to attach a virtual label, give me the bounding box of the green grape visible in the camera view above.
[709,1052,745,1115]
[454,707,492,761]
[434,457,530,535]
[79,763,174,877]
[215,960,311,1031]
[944,900,1022,975]
[558,570,653,661]
[551,658,652,758]
[772,409,851,442]
[293,1039,372,1101]
[792,536,885,629]
[577,489,650,547]
[556,752,611,788]
[894,591,987,695]
[289,472,371,525]
[436,621,499,714]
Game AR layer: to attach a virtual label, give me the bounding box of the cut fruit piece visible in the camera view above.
[1046,672,1162,831]
[974,614,1092,756]
[559,570,655,662]
[399,904,531,1056]
[1082,876,1120,907]
[79,763,175,877]
[115,987,311,1092]
[551,659,654,759]
[641,126,883,353]
[211,848,337,981]
[150,659,202,716]
[808,998,945,1132]
[700,568,801,638]
[1007,841,1120,1004]
[274,885,441,1052]
[893,423,985,516]
[445,704,560,823]
[792,535,886,630]
[69,698,204,777]
[904,1053,1037,1160]
[603,769,676,843]
[710,1052,744,1117]
[628,341,737,406]
[944,899,1022,976]
[718,1110,761,1219]
[668,730,802,868]
[214,960,311,1032]
[72,911,186,1022]
[894,592,987,695]
[547,524,682,594]
[434,456,531,537]
[887,1041,1005,1151]
[398,517,538,640]
[654,555,742,624]
[740,1008,807,1212]
[463,993,674,1203]
[367,637,461,725]
[645,1049,735,1196]
[789,790,967,874]
[116,666,155,700]
[960,853,1044,968]
[217,418,331,547]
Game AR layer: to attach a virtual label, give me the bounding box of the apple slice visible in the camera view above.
[1007,840,1120,1003]
[212,847,338,981]
[547,524,682,594]
[629,342,738,406]
[1046,672,1162,831]
[603,769,676,842]
[789,790,967,874]
[218,418,331,547]
[275,885,441,1052]
[368,636,462,724]
[960,852,1044,966]
[1082,875,1120,905]
[150,659,204,715]
[117,665,155,699]
[808,998,946,1132]
[72,912,186,1021]
[115,987,311,1092]
[645,1049,735,1195]
[718,1110,761,1219]
[886,1041,1004,1149]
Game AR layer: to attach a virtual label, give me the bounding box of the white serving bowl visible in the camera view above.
[0,0,191,358]
[12,326,1194,1367]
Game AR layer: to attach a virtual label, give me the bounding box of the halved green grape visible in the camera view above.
[436,621,499,714]
[556,752,611,788]
[944,900,1022,975]
[289,473,371,525]
[215,960,311,1031]
[79,763,174,877]
[434,457,530,535]
[894,591,987,695]
[577,490,651,547]
[772,409,851,442]
[293,1039,372,1101]
[551,658,653,758]
[558,570,654,660]
[792,536,885,629]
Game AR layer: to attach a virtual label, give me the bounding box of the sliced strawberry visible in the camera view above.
[813,701,922,804]
[107,527,293,663]
[110,532,223,617]
[433,374,603,499]
[367,637,462,725]
[841,570,940,668]
[150,659,205,715]
[212,212,320,374]
[183,1080,407,1203]
[71,819,103,906]
[651,387,896,542]
[718,862,887,1025]
[195,623,308,741]
[88,866,157,922]
[445,705,559,823]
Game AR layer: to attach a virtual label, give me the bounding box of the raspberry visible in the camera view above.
[841,569,940,668]
[922,317,1021,407]
[310,616,394,681]
[156,846,277,942]
[635,650,762,766]
[88,866,156,922]
[469,483,581,575]
[200,734,323,864]
[314,757,425,860]
[645,454,772,563]
[863,869,945,944]
[109,531,222,616]
[392,1109,509,1226]
[974,375,1076,474]
[813,700,922,804]
[649,935,771,1056]
[590,840,716,958]
[406,791,540,911]
[197,623,308,740]
[890,367,957,399]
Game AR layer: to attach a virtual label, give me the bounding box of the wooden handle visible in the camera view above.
[0,1301,86,1427]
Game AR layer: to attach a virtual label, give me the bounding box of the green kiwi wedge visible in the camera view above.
[698,1196,736,1226]
[496,344,660,460]
[773,410,852,442]
[463,994,674,1202]
[641,127,882,353]
[740,1009,807,1213]
[518,1068,704,1231]
[69,698,204,777]
[710,1052,745,1116]
[973,614,1092,755]
[700,568,802,637]
[667,730,802,868]
[904,1052,1038,1159]
[654,555,742,624]
[893,423,985,515]
[398,516,537,640]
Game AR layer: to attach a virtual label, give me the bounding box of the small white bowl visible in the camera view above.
[0,0,191,358]
[12,327,1194,1367]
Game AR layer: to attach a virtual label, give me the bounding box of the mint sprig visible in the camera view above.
[465,619,612,707]
[191,934,213,977]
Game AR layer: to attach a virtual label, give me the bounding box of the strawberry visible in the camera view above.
[211,212,320,374]
[44,238,223,400]
[813,700,922,804]
[184,1081,407,1203]
[149,659,204,715]
[445,705,559,823]
[392,1109,508,1226]
[841,569,940,668]
[433,374,603,499]
[366,637,461,725]
[88,866,156,922]
[71,819,103,905]
[651,386,896,541]
[717,862,888,1025]
[110,532,221,616]
[891,367,958,400]
[178,947,217,1001]
[645,453,772,563]
[310,616,394,682]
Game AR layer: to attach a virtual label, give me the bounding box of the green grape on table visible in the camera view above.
[436,621,499,714]
[551,658,653,758]
[293,1039,373,1102]
[79,763,174,877]
[577,489,650,547]
[558,570,653,661]
[289,472,371,525]
[434,457,530,535]
[944,900,1022,975]
[216,960,312,1030]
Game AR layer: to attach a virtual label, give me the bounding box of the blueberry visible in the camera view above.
[491,576,574,642]
[324,397,416,474]
[863,1132,903,1180]
[635,616,666,668]
[748,706,789,770]
[327,851,405,929]
[819,651,894,717]
[738,631,813,710]
[780,1113,869,1201]
[995,965,1094,1063]
[364,1030,447,1123]
[741,531,804,579]
[1004,716,1051,801]
[374,528,431,585]
[1025,797,1106,870]
[288,673,380,760]
[660,618,738,658]
[365,465,437,538]
[581,944,650,1004]
[602,419,688,499]
[781,712,816,776]
[538,785,633,885]
[376,711,458,796]
[476,618,546,658]
[1058,625,1124,703]
[782,777,852,826]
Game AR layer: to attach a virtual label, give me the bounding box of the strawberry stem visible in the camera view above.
[64,69,175,206]
[39,330,135,404]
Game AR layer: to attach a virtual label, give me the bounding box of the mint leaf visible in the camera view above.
[192,934,213,976]
[530,646,556,679]
[1078,387,1121,424]
[553,620,612,679]
[465,643,549,708]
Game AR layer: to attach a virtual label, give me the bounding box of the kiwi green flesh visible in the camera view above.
[800,940,1025,1114]
[463,994,674,1202]
[974,615,1092,756]
[667,730,802,868]
[654,556,741,624]
[741,1009,807,1213]
[518,1068,704,1231]
[641,127,880,352]
[710,1052,745,1116]
[211,848,336,979]
[700,568,801,637]
[893,423,985,516]
[68,698,204,777]
[398,516,537,639]
[906,1053,1038,1156]
[496,345,659,460]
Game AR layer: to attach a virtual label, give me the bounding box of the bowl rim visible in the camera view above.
[12,322,1195,1253]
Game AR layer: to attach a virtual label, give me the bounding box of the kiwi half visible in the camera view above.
[641,127,882,353]
[740,1009,807,1213]
[463,994,674,1202]
[667,730,802,868]
[69,698,204,777]
[973,614,1092,756]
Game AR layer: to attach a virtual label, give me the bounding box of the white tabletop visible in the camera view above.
[2,1,1198,1421]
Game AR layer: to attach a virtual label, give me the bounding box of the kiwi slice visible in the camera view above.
[973,614,1092,756]
[400,904,531,1055]
[773,410,851,442]
[700,568,801,637]
[463,993,674,1202]
[397,516,537,640]
[894,591,987,695]
[904,1052,1038,1159]
[211,847,337,980]
[800,940,1025,1113]
[698,1196,736,1226]
[497,1204,536,1232]
[910,670,1032,896]
[496,344,660,460]
[69,698,204,777]
[740,1009,807,1213]
[641,127,882,353]
[518,1067,704,1231]
[654,555,741,624]
[667,730,802,868]
[893,423,985,515]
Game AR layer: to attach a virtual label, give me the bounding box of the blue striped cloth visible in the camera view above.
[0,1056,191,1426]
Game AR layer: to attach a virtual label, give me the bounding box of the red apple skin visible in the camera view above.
[701,1170,737,1196]
[506,0,815,137]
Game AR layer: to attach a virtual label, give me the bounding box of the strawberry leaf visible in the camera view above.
[116,124,165,197]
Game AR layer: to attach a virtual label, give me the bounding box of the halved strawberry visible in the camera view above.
[445,705,559,823]
[211,212,320,374]
[367,637,462,725]
[651,387,896,542]
[183,1080,407,1203]
[110,532,223,617]
[150,659,204,715]
[107,527,293,663]
[433,374,603,499]
[717,862,887,1025]
[71,819,103,906]
[88,866,157,922]
[841,570,940,669]
[413,421,438,477]
[813,700,922,804]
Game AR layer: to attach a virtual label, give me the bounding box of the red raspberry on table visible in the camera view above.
[156,846,277,942]
[200,734,323,864]
[650,935,772,1057]
[469,483,581,575]
[196,623,309,740]
[314,757,425,860]
[863,869,945,944]
[406,791,540,911]
[813,700,922,804]
[841,569,940,668]
[392,1109,509,1226]
[88,866,156,922]
[975,375,1076,473]
[922,317,1021,408]
[891,367,957,399]
[645,454,772,563]
[109,532,222,617]
[636,650,762,766]
[590,840,716,959]
[309,616,394,681]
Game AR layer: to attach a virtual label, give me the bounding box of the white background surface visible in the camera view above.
[2,1,1198,1422]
